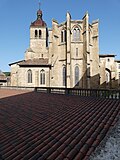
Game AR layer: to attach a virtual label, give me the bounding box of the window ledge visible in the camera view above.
[71,41,83,44]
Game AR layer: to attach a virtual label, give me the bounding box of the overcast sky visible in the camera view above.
[0,0,120,71]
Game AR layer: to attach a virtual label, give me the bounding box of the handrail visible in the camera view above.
[0,86,120,99]
[35,87,120,100]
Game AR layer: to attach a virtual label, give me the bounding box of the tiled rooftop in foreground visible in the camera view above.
[0,89,120,160]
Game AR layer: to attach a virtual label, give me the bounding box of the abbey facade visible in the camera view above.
[9,9,120,89]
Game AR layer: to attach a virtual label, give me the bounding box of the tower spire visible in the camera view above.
[37,1,42,20]
[38,1,41,10]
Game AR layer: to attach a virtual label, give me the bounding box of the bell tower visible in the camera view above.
[29,7,48,59]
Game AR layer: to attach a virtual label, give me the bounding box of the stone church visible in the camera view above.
[9,9,120,89]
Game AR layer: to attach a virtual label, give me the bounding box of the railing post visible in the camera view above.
[118,91,120,100]
[114,91,116,99]
[34,87,37,92]
[47,88,51,94]
[65,88,70,95]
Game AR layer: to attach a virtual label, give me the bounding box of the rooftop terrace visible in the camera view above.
[0,89,120,159]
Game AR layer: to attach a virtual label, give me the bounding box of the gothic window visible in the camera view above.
[35,30,38,37]
[61,30,67,42]
[61,31,63,42]
[28,69,32,83]
[73,27,80,41]
[76,29,80,40]
[39,30,42,38]
[105,70,110,84]
[40,70,45,85]
[75,66,79,86]
[64,30,67,42]
[73,29,76,41]
[63,66,66,86]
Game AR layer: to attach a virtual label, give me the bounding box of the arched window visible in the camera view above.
[28,69,32,83]
[106,70,110,84]
[39,30,42,38]
[105,69,111,88]
[76,29,80,40]
[40,70,45,85]
[75,66,79,86]
[61,30,67,42]
[63,66,66,86]
[35,30,38,37]
[61,31,64,42]
[64,30,67,42]
[73,27,80,41]
[73,29,76,41]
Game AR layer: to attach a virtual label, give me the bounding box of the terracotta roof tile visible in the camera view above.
[31,19,46,27]
[0,90,120,159]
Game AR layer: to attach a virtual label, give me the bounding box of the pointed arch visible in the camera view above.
[105,68,111,88]
[73,27,80,41]
[63,66,66,86]
[105,68,111,83]
[39,30,42,38]
[40,69,45,85]
[35,30,38,37]
[75,66,79,86]
[27,69,32,83]
[72,25,81,41]
[61,29,67,43]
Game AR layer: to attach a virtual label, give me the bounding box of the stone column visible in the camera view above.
[66,12,71,88]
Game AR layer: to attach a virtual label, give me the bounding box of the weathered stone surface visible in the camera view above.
[9,9,120,89]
